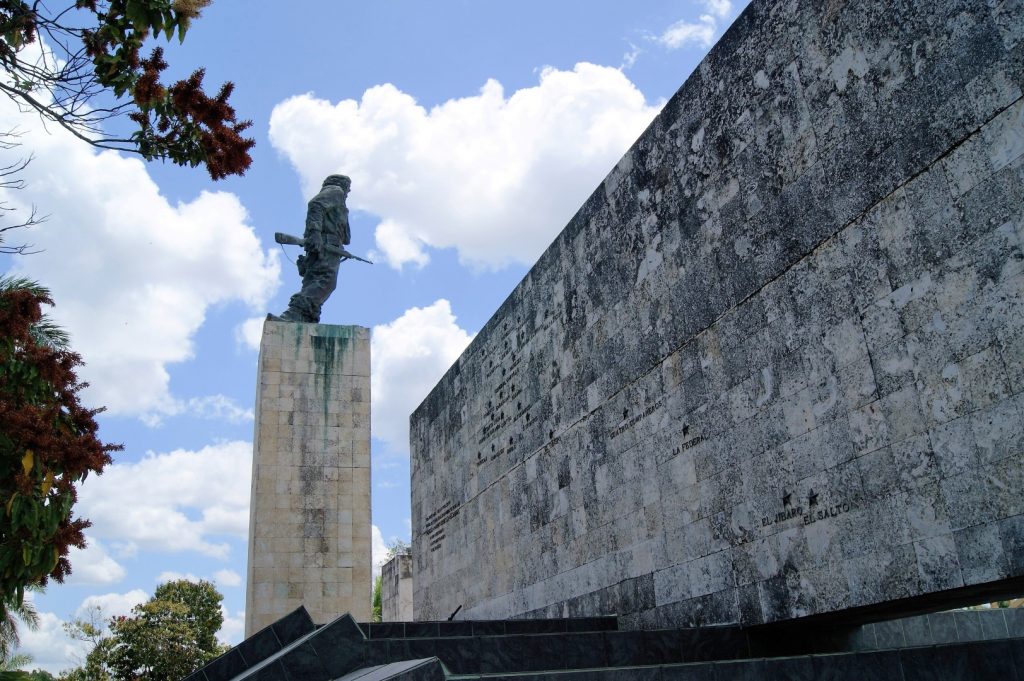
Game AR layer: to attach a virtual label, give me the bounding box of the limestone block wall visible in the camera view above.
[411,0,1024,628]
[382,554,414,622]
[245,320,371,636]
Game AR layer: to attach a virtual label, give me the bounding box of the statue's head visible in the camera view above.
[322,174,351,192]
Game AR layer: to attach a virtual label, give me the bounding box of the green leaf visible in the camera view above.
[178,20,188,43]
[126,0,149,28]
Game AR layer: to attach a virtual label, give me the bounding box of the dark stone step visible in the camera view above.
[185,607,316,681]
[183,609,1024,681]
[365,627,749,675]
[358,617,619,639]
[334,658,444,681]
[187,611,366,681]
[447,637,1024,680]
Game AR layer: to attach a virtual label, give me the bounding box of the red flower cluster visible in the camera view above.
[0,284,119,593]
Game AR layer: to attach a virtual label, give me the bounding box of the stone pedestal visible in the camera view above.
[245,320,371,636]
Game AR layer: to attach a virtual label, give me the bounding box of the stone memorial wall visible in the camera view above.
[411,0,1024,628]
[245,321,372,635]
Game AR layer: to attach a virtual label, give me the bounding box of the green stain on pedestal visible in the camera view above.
[310,325,358,447]
[275,322,362,449]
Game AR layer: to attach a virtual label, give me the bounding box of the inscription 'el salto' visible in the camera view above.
[761,491,853,528]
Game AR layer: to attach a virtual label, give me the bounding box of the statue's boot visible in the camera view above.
[270,304,319,323]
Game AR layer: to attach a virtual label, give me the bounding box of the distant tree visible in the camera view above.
[0,278,118,626]
[385,539,410,559]
[2,667,54,681]
[60,607,112,681]
[0,652,34,675]
[371,574,381,622]
[0,131,44,256]
[0,0,254,179]
[23,670,54,681]
[100,579,226,681]
[147,580,223,654]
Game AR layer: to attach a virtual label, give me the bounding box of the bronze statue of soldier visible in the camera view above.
[271,174,372,323]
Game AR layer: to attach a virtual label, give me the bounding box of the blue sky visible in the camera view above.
[1,0,747,670]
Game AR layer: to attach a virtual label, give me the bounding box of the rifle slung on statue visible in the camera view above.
[274,232,374,264]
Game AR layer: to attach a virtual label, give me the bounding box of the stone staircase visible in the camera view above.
[184,608,1024,680]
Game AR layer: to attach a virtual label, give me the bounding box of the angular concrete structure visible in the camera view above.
[411,0,1024,628]
[381,554,414,622]
[245,320,372,635]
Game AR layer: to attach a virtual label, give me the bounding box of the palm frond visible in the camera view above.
[0,653,33,672]
[0,587,41,660]
[0,275,70,349]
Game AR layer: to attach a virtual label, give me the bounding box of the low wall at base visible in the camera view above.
[411,0,1024,628]
[382,554,414,622]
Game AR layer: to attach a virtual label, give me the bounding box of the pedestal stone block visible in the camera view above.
[245,320,371,636]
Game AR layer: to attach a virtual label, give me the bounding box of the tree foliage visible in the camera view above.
[0,585,38,667]
[0,0,254,179]
[385,539,410,559]
[0,132,43,256]
[0,277,118,613]
[371,574,381,623]
[64,580,226,681]
[60,608,113,681]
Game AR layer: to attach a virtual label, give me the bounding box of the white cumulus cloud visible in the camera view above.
[64,538,125,586]
[14,611,89,675]
[183,394,254,423]
[236,316,266,351]
[371,300,474,452]
[704,0,734,19]
[656,0,735,50]
[657,16,717,48]
[371,524,388,581]
[77,441,252,559]
[214,569,243,587]
[0,96,280,423]
[219,607,245,645]
[76,588,149,621]
[153,569,239,587]
[156,570,201,583]
[269,63,660,270]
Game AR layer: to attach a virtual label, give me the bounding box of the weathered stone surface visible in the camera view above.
[246,320,372,635]
[381,554,414,622]
[410,0,1024,627]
